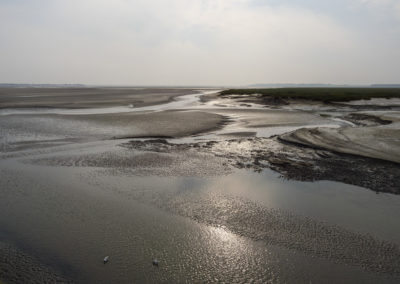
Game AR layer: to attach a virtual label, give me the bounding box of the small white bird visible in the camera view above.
[103,256,109,264]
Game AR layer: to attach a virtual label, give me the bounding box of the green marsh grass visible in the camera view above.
[220,88,400,102]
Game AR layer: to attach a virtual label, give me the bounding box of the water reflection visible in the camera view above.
[1,151,400,282]
[132,169,400,244]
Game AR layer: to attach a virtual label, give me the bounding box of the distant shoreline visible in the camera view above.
[2,83,400,89]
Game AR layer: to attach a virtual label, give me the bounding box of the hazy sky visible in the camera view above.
[1,0,399,85]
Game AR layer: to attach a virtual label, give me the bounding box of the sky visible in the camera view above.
[0,0,399,86]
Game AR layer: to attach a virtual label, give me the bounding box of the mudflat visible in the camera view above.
[0,87,197,109]
[1,87,400,283]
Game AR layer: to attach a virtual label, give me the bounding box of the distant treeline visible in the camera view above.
[220,88,400,102]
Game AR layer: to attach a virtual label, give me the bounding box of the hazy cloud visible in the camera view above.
[0,0,399,85]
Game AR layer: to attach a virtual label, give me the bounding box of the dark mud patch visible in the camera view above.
[218,131,257,137]
[274,139,400,194]
[253,96,290,106]
[343,113,392,126]
[123,137,400,194]
[113,135,174,140]
[332,102,400,111]
[218,92,290,107]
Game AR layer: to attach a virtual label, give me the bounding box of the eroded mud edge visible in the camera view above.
[122,137,400,195]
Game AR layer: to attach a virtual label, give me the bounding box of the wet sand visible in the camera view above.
[1,142,399,283]
[280,126,400,164]
[123,137,400,194]
[0,110,226,143]
[1,87,400,283]
[0,239,72,283]
[0,87,198,109]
